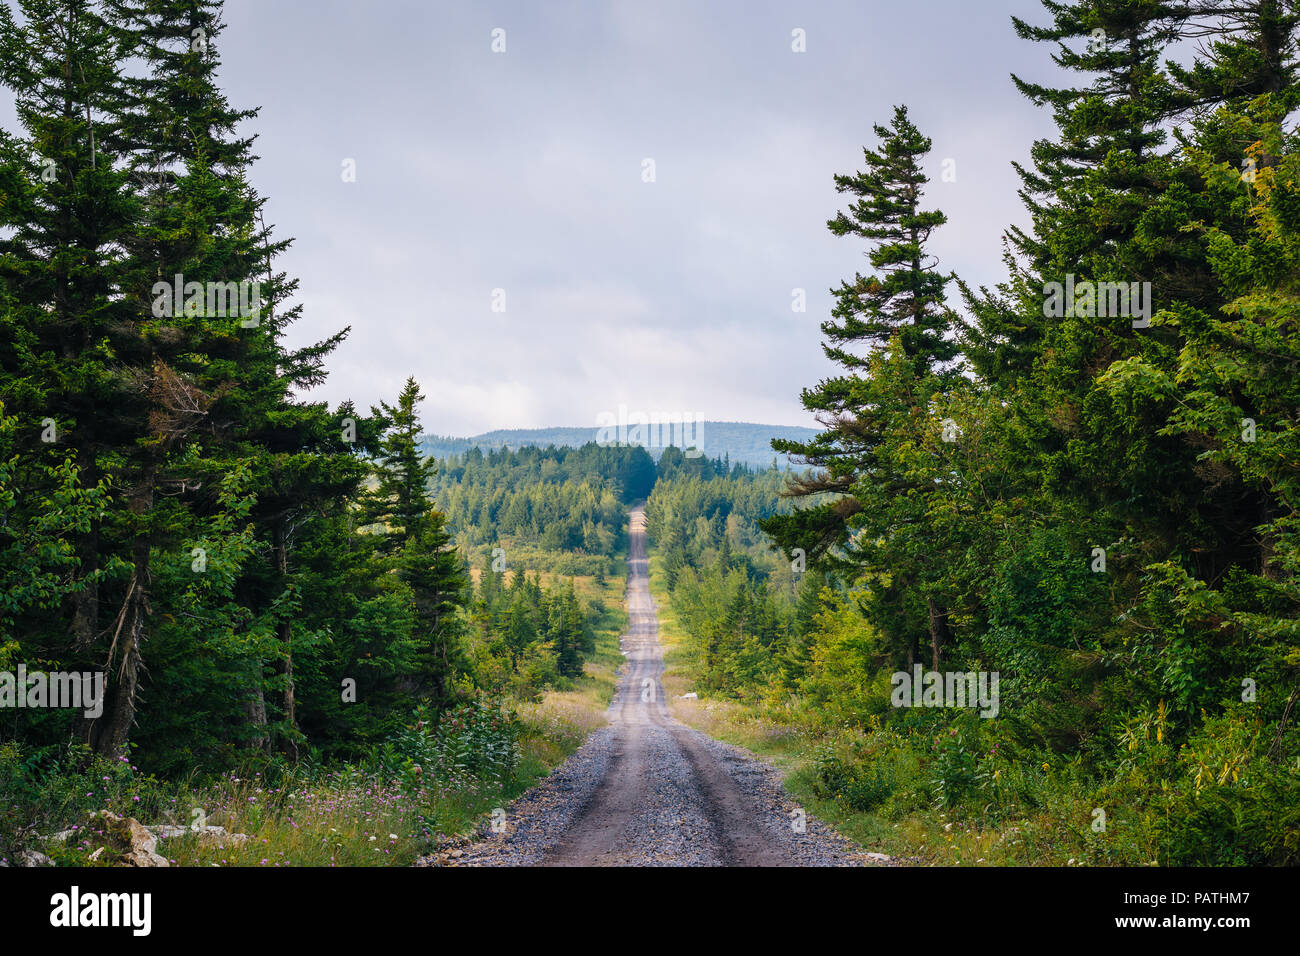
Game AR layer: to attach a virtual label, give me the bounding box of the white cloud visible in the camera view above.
[188,0,1063,434]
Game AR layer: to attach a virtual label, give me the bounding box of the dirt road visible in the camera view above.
[440,506,867,866]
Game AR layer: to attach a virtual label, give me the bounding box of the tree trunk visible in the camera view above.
[928,596,951,672]
[95,542,149,758]
[244,673,269,752]
[272,521,299,759]
[94,453,158,758]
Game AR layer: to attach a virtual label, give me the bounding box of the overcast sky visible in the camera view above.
[12,0,1067,435]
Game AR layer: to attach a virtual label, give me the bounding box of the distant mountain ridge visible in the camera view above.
[419,421,818,469]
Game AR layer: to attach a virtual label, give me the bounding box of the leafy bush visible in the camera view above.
[1158,773,1300,865]
[928,725,982,811]
[1156,708,1300,864]
[381,699,521,788]
[811,739,896,811]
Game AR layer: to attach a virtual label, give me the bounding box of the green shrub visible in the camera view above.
[811,743,895,811]
[928,725,981,811]
[381,699,521,789]
[1159,772,1300,864]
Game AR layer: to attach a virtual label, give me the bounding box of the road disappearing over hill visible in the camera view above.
[443,506,870,867]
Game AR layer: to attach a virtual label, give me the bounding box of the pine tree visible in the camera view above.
[398,509,467,704]
[985,0,1290,587]
[961,0,1300,708]
[550,580,584,678]
[765,105,953,567]
[91,0,264,758]
[0,0,375,758]
[1026,3,1207,269]
[822,105,955,374]
[357,376,467,704]
[362,376,436,551]
[0,0,147,754]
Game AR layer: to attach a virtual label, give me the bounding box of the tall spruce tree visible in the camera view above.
[364,376,467,703]
[0,0,149,755]
[363,376,437,550]
[1008,1,1187,273]
[953,0,1300,729]
[765,106,953,565]
[0,0,377,759]
[398,509,467,704]
[122,0,373,759]
[988,0,1292,586]
[763,106,959,667]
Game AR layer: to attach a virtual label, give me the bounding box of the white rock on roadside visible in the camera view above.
[152,824,249,848]
[95,810,169,867]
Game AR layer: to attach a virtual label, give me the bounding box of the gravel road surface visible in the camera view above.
[423,506,872,867]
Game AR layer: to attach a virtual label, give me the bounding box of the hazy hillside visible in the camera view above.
[420,421,818,469]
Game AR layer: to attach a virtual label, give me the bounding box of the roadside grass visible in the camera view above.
[18,738,566,868]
